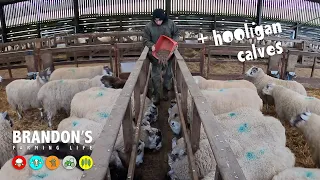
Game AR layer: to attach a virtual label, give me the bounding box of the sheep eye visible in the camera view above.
[174,113,178,118]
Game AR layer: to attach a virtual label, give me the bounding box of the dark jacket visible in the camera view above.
[143,19,179,49]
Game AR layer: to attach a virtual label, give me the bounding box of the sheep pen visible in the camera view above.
[1,57,320,178]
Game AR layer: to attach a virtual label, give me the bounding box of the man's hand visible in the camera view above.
[152,45,156,51]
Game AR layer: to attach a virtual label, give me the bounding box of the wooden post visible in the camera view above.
[41,51,55,71]
[255,0,263,26]
[7,62,12,78]
[267,54,282,75]
[0,5,7,43]
[200,45,205,76]
[123,99,133,154]
[311,57,316,78]
[286,54,299,73]
[181,80,188,126]
[242,61,246,74]
[134,75,141,123]
[35,41,41,71]
[191,99,201,153]
[207,49,211,79]
[25,50,38,72]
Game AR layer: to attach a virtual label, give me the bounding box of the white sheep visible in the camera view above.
[6,68,52,119]
[290,111,320,167]
[193,76,257,91]
[49,65,113,81]
[168,139,216,179]
[215,107,286,147]
[37,75,107,127]
[70,87,122,119]
[262,83,320,121]
[167,109,292,179]
[69,87,162,150]
[272,167,320,180]
[56,116,146,166]
[0,112,15,168]
[201,88,263,114]
[244,66,307,105]
[169,138,294,180]
[169,107,286,149]
[70,87,157,124]
[168,88,263,135]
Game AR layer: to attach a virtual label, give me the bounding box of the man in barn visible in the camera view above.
[143,8,180,105]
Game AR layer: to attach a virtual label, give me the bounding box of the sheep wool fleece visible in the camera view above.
[272,167,320,180]
[49,66,105,80]
[269,85,320,121]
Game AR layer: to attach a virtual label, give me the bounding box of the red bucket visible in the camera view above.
[152,35,178,59]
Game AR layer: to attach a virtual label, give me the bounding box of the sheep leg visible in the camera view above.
[46,113,53,128]
[16,107,23,120]
[38,108,44,119]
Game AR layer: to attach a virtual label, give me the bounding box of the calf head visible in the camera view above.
[102,66,113,76]
[141,125,162,151]
[169,137,186,162]
[290,111,312,128]
[168,104,181,135]
[136,140,145,166]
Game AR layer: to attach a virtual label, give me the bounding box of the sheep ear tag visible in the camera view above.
[300,112,310,121]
